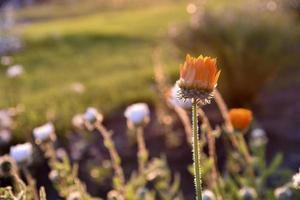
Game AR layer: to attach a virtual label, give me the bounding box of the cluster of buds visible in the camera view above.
[33,122,56,145]
[124,103,150,129]
[238,187,257,200]
[177,54,221,105]
[9,142,33,166]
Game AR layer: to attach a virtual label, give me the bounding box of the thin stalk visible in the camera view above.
[152,48,193,144]
[197,108,219,188]
[22,167,39,200]
[42,141,57,166]
[95,123,125,187]
[214,90,232,132]
[237,134,255,178]
[214,90,239,148]
[136,127,149,174]
[173,105,193,144]
[192,100,203,200]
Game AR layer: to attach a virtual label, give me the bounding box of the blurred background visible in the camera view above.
[0,0,300,199]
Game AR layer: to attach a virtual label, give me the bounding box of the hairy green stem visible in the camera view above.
[192,100,203,200]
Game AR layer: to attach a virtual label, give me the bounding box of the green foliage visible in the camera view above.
[45,146,99,200]
[0,0,188,140]
[119,157,183,200]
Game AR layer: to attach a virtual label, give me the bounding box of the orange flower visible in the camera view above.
[179,54,221,92]
[229,108,253,131]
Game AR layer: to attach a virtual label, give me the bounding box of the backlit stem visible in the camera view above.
[192,99,203,200]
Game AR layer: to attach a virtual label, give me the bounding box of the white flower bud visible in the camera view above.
[83,107,103,124]
[0,129,11,144]
[9,143,33,164]
[169,84,192,109]
[72,114,85,129]
[6,64,24,78]
[0,110,12,129]
[67,191,82,200]
[124,103,150,126]
[49,170,60,183]
[56,148,68,161]
[202,190,216,200]
[33,123,55,143]
[292,170,300,189]
[274,186,292,200]
[250,128,268,146]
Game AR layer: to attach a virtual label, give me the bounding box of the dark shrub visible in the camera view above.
[171,0,300,105]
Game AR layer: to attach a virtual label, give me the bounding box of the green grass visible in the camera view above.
[0,1,189,140]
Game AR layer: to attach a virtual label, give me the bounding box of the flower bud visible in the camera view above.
[6,64,24,78]
[202,190,216,200]
[33,122,55,144]
[177,55,220,104]
[229,108,253,132]
[83,107,103,125]
[49,170,60,183]
[274,186,292,200]
[124,103,150,127]
[107,190,123,200]
[292,170,300,189]
[0,155,17,177]
[56,148,68,161]
[0,129,12,145]
[250,128,268,147]
[66,191,82,200]
[0,110,12,129]
[72,114,85,130]
[9,143,33,164]
[238,187,257,200]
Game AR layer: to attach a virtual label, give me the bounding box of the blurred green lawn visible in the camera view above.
[0,1,189,140]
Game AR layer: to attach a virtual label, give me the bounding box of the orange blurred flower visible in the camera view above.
[179,54,220,92]
[177,54,220,104]
[229,108,253,131]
